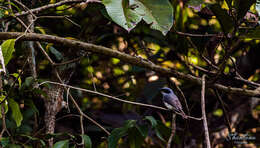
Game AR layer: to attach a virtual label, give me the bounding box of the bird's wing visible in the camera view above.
[164,94,183,112]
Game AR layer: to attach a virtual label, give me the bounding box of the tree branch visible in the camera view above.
[201,75,211,148]
[0,32,260,97]
[2,0,85,20]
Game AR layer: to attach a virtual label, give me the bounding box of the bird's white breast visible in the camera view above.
[163,101,173,110]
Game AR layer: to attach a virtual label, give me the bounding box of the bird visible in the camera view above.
[160,87,187,119]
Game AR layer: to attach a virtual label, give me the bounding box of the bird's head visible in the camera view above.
[160,87,173,95]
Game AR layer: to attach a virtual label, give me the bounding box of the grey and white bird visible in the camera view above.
[160,87,187,119]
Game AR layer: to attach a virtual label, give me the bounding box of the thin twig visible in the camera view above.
[12,0,37,19]
[53,56,83,66]
[213,89,233,142]
[201,75,211,148]
[87,53,96,91]
[168,78,190,116]
[167,113,176,148]
[39,80,202,120]
[39,81,168,111]
[0,46,6,74]
[53,69,110,135]
[6,0,85,19]
[80,115,84,145]
[175,30,224,38]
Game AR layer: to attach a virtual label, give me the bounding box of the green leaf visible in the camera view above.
[135,125,148,137]
[234,0,255,20]
[144,116,157,128]
[123,120,136,128]
[0,9,5,19]
[82,135,92,148]
[155,128,166,142]
[130,0,174,35]
[8,98,23,127]
[1,39,15,65]
[102,0,142,32]
[46,133,75,139]
[128,127,144,148]
[24,76,34,87]
[108,127,128,148]
[209,4,234,34]
[53,140,69,148]
[4,1,21,12]
[213,109,223,117]
[20,135,46,146]
[225,0,232,9]
[156,121,171,141]
[103,0,174,35]
[0,95,8,118]
[25,100,39,115]
[0,137,10,147]
[11,73,22,88]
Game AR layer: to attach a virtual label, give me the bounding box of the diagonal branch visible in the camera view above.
[0,32,260,97]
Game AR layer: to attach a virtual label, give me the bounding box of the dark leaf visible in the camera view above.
[82,135,92,148]
[234,0,256,20]
[209,4,234,34]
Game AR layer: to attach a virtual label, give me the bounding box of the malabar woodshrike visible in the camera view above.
[160,87,187,119]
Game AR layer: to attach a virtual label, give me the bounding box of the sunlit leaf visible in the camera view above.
[102,0,142,32]
[11,73,22,88]
[130,0,174,35]
[213,109,223,117]
[1,39,15,65]
[103,0,173,35]
[8,98,23,127]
